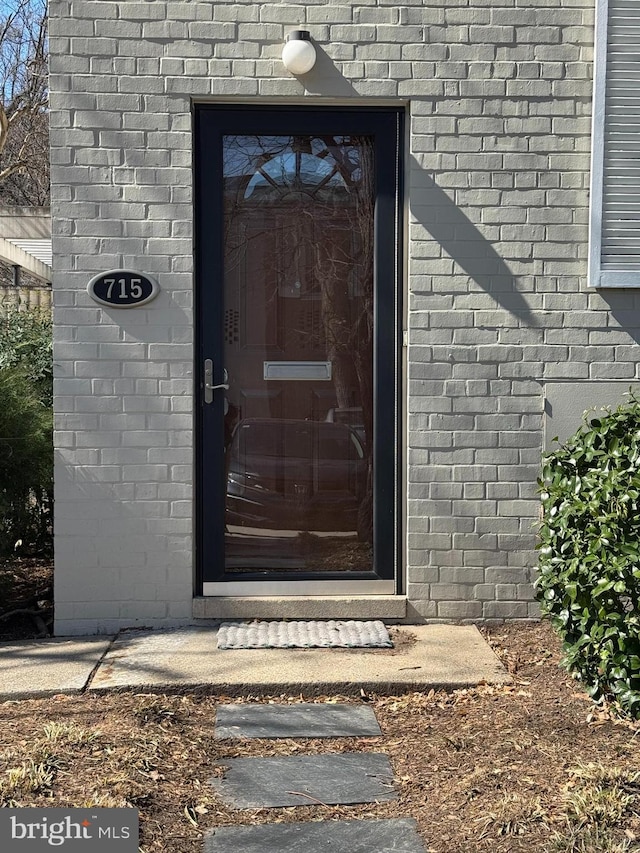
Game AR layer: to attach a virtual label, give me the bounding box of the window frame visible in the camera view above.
[589,0,640,288]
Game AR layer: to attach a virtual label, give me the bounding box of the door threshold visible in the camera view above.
[202,580,394,596]
[193,595,406,621]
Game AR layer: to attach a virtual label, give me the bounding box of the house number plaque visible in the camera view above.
[87,270,159,308]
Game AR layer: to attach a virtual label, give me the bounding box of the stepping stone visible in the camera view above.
[209,752,396,808]
[204,818,428,853]
[214,703,381,739]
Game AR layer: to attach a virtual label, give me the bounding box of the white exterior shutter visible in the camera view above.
[590,0,640,287]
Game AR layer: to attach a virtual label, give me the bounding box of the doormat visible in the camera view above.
[216,620,393,650]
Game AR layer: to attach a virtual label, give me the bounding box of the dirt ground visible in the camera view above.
[1,560,640,853]
[0,557,53,640]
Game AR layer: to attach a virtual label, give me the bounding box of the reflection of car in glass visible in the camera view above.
[324,407,366,444]
[226,418,366,531]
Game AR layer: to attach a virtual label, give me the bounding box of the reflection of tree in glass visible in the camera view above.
[314,137,374,543]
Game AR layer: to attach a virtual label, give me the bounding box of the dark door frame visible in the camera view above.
[194,104,404,592]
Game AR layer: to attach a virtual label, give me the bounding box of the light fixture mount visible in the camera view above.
[282,29,317,76]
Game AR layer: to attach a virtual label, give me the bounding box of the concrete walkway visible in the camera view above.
[0,624,510,701]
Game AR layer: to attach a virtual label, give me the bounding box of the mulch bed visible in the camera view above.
[0,556,53,639]
[1,562,639,852]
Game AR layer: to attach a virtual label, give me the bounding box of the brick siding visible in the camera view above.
[49,0,612,634]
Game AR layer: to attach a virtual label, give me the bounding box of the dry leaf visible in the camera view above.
[184,805,198,827]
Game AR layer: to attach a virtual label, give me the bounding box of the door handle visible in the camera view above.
[204,359,229,404]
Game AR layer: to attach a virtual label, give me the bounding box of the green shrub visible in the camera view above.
[0,365,52,556]
[535,396,640,716]
[0,308,53,555]
[0,308,52,407]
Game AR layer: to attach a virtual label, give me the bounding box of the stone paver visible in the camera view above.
[204,818,427,853]
[209,752,396,808]
[214,702,381,739]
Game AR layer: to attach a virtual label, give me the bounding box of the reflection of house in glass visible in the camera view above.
[222,135,374,571]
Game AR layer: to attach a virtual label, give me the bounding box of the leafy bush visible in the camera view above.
[0,308,52,406]
[0,366,52,556]
[535,397,640,716]
[0,308,52,556]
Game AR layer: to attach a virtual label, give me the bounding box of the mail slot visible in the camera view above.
[263,361,332,381]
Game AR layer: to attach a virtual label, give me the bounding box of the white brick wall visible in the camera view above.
[50,0,614,634]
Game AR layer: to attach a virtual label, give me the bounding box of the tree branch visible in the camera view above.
[0,0,49,204]
[0,159,30,182]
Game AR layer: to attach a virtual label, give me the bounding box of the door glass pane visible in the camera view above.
[222,134,374,573]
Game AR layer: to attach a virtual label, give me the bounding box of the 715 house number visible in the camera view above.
[87,270,160,308]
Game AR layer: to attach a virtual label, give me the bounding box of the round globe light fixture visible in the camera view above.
[282,30,317,75]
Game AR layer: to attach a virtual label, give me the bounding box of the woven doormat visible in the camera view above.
[217,620,393,650]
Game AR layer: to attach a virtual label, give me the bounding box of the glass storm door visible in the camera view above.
[195,106,402,594]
